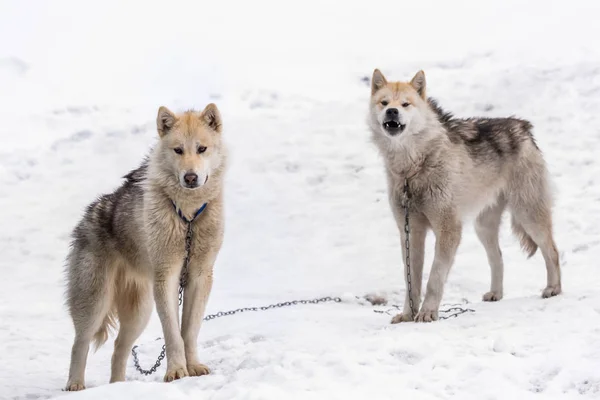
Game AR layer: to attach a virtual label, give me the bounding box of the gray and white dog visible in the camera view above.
[65,104,227,390]
[368,69,561,323]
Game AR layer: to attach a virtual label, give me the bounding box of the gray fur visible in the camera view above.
[368,70,561,324]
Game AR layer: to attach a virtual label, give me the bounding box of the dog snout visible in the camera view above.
[386,108,399,118]
[183,172,198,187]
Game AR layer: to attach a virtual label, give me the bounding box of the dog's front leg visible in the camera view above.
[417,213,461,322]
[181,262,214,377]
[391,211,428,324]
[154,266,188,381]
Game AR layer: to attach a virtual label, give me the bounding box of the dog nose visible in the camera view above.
[386,108,399,117]
[184,173,198,186]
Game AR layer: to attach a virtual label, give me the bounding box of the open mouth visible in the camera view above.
[383,121,406,135]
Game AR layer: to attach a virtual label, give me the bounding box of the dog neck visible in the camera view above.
[172,201,208,224]
[383,142,425,179]
[375,116,447,179]
[163,169,224,221]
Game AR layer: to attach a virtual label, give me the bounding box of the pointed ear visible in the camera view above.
[200,103,222,133]
[410,70,426,99]
[371,69,388,95]
[157,106,176,137]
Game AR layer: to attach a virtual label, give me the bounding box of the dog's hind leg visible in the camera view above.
[511,202,561,298]
[475,196,507,302]
[508,156,561,298]
[110,274,153,383]
[66,253,116,391]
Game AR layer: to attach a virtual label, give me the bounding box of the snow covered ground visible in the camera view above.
[1,0,600,399]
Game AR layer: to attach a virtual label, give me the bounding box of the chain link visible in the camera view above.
[132,343,166,376]
[373,304,474,320]
[436,306,475,320]
[131,296,342,375]
[178,222,194,306]
[202,296,342,321]
[403,178,417,319]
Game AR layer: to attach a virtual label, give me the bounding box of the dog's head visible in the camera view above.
[155,104,223,190]
[369,69,428,140]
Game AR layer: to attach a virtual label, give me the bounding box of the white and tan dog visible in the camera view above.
[65,104,227,390]
[368,69,561,323]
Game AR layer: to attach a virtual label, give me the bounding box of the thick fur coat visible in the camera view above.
[368,69,561,323]
[65,104,226,390]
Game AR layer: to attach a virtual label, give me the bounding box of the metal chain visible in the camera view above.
[373,303,474,320]
[178,222,194,306]
[133,220,194,376]
[437,306,474,320]
[132,343,166,376]
[403,178,416,318]
[202,296,342,321]
[131,296,342,375]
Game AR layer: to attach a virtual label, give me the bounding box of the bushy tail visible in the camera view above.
[92,308,118,351]
[511,216,538,258]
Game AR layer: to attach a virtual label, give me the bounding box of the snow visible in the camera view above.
[2,0,600,399]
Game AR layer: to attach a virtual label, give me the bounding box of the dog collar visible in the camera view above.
[172,201,208,224]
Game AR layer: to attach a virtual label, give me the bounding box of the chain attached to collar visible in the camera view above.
[178,221,194,306]
[402,177,417,319]
[131,201,207,376]
[173,201,208,305]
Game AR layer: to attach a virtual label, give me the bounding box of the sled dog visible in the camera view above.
[65,104,226,389]
[368,69,561,323]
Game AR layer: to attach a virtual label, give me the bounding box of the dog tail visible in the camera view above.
[511,216,538,258]
[92,308,118,352]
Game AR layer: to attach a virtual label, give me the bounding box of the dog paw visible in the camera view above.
[483,291,503,302]
[164,366,188,382]
[187,363,210,377]
[542,285,561,298]
[390,313,413,324]
[65,381,85,391]
[414,309,438,322]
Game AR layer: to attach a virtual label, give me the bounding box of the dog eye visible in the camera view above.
[197,146,207,154]
[173,148,183,155]
[381,100,389,106]
[402,102,411,108]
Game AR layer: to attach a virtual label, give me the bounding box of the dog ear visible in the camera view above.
[410,70,426,99]
[200,103,222,133]
[371,69,388,95]
[157,106,176,137]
